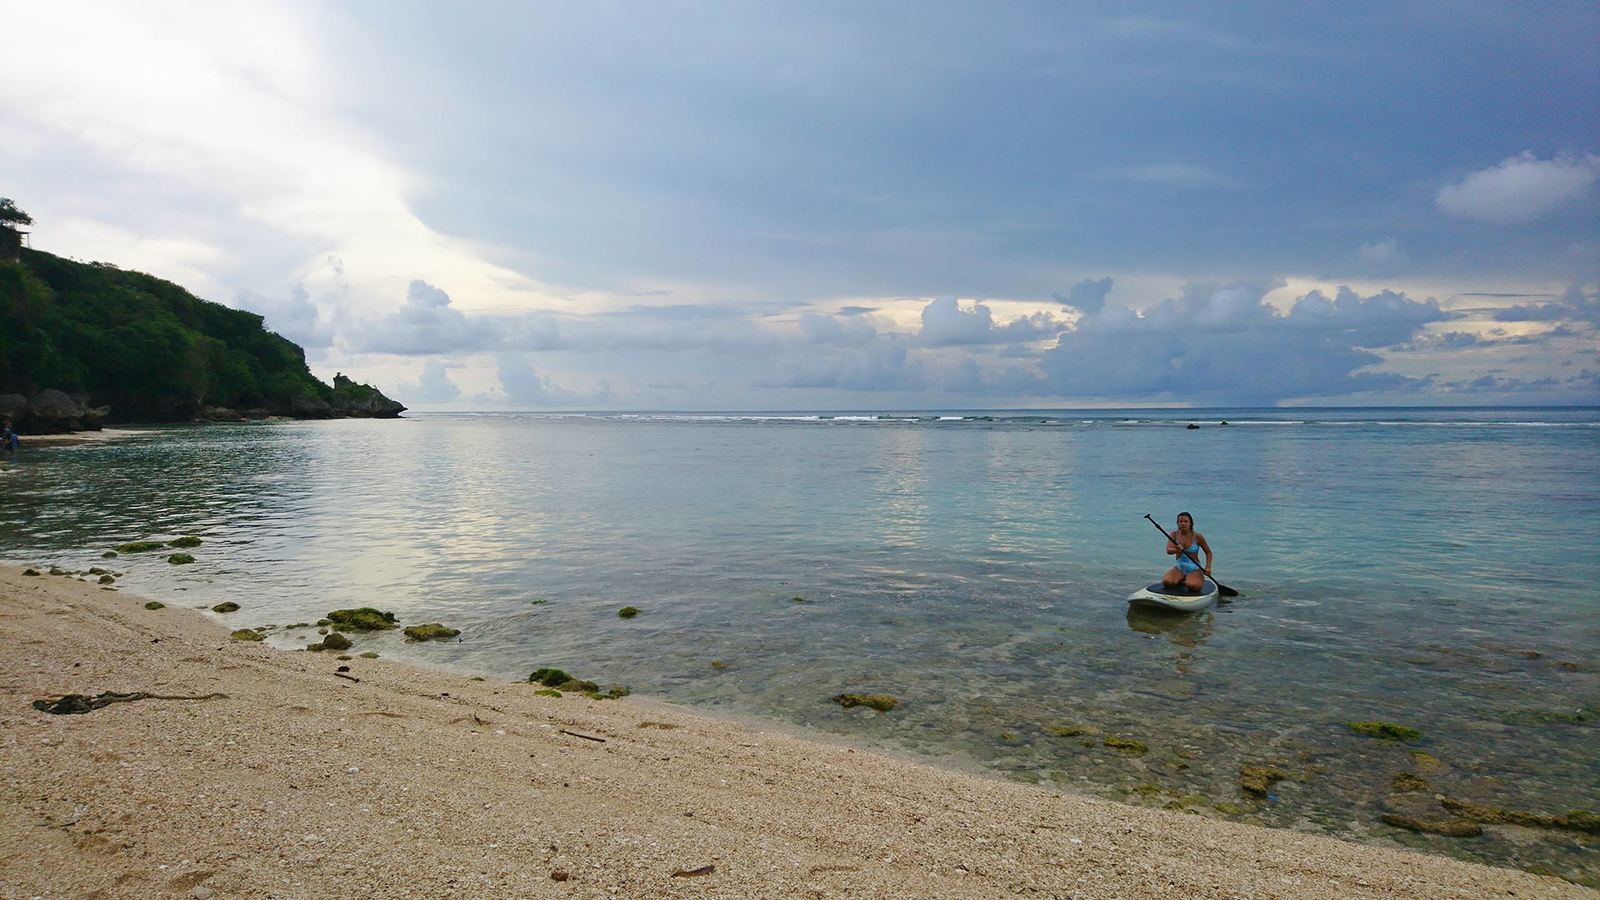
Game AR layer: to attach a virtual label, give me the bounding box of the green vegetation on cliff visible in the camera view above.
[0,244,402,424]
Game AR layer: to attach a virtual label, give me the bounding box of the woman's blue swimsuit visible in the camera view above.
[1174,539,1202,573]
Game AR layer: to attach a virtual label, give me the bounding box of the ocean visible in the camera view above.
[3,407,1597,883]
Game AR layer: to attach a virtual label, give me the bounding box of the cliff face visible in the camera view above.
[0,248,403,432]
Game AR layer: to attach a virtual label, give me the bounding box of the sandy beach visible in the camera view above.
[0,565,1589,899]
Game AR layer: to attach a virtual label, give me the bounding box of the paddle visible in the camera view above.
[1143,513,1239,597]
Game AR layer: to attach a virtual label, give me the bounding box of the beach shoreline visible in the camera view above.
[0,565,1588,898]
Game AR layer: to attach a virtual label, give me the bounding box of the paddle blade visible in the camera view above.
[1216,582,1240,597]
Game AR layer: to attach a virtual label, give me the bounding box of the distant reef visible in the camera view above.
[0,247,403,433]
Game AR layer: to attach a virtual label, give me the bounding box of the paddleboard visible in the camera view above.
[1127,579,1218,612]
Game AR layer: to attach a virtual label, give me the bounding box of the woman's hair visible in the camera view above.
[1177,511,1194,527]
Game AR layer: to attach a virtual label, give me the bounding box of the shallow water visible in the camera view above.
[3,408,1596,883]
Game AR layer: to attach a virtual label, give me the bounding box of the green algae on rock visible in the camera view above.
[168,536,203,548]
[1348,721,1421,741]
[97,574,115,584]
[403,623,460,642]
[1441,798,1600,834]
[115,541,166,553]
[530,667,574,687]
[23,568,40,576]
[326,608,398,632]
[1103,735,1149,755]
[528,667,600,692]
[101,551,118,559]
[1240,765,1287,796]
[534,689,562,698]
[308,632,353,652]
[144,601,164,610]
[167,553,195,565]
[710,660,729,670]
[1044,723,1100,738]
[1380,813,1482,837]
[230,629,265,642]
[587,685,631,701]
[49,566,67,575]
[618,606,641,619]
[359,651,379,659]
[212,602,240,613]
[832,693,898,712]
[1212,801,1249,816]
[791,596,808,603]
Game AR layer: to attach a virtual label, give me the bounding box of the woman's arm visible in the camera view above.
[1167,531,1181,555]
[1197,534,1214,573]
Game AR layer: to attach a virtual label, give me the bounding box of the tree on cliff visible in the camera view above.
[0,198,32,229]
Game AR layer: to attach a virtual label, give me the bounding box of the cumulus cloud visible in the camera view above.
[236,284,333,348]
[494,353,565,407]
[776,342,930,392]
[798,311,878,345]
[1493,282,1599,325]
[363,280,500,354]
[917,297,1064,346]
[1436,153,1600,223]
[1037,282,1444,401]
[393,361,461,404]
[1054,277,1114,314]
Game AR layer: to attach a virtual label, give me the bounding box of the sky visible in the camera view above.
[3,1,1597,409]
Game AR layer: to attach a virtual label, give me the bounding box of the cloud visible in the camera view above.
[1436,153,1600,223]
[918,297,1065,346]
[1356,238,1405,267]
[1037,282,1445,401]
[237,284,333,348]
[1054,277,1114,314]
[774,342,930,392]
[393,361,461,404]
[494,353,563,407]
[362,280,500,354]
[797,311,878,345]
[1493,282,1599,325]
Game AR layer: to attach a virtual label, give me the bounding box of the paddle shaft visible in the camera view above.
[1143,513,1238,596]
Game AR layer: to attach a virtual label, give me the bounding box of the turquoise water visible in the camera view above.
[3,408,1597,883]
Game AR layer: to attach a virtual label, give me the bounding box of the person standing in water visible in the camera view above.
[1161,511,1213,593]
[1,418,17,454]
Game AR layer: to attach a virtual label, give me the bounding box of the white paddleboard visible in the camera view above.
[1128,579,1218,612]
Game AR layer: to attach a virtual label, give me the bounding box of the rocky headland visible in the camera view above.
[1,247,403,433]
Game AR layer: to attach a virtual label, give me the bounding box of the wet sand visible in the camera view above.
[0,565,1590,898]
[12,427,147,447]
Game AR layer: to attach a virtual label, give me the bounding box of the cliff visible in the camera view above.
[0,248,403,432]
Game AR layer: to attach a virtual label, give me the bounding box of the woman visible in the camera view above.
[1161,511,1213,593]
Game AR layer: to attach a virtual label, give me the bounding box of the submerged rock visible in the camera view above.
[212,602,240,613]
[22,568,40,576]
[1104,735,1149,755]
[1380,813,1482,837]
[115,541,166,554]
[618,606,641,619]
[1240,765,1287,795]
[832,693,898,712]
[403,623,459,642]
[97,574,114,584]
[710,660,729,670]
[1391,772,1429,793]
[169,536,203,548]
[359,651,379,659]
[1348,721,1421,741]
[1044,723,1100,738]
[230,629,265,642]
[326,608,398,632]
[166,553,195,565]
[1441,798,1600,834]
[101,551,118,559]
[144,601,164,610]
